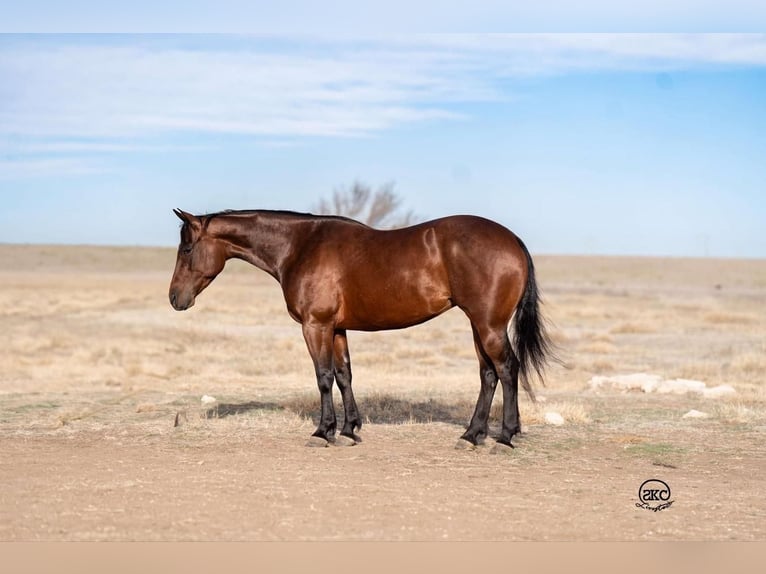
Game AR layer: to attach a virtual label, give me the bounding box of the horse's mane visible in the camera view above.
[201,209,369,227]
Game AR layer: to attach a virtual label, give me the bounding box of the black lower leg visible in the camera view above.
[461,364,498,445]
[312,368,337,441]
[497,357,521,446]
[335,364,362,438]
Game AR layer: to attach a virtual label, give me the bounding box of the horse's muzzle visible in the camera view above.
[169,290,194,311]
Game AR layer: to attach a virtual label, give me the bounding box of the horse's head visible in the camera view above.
[168,209,227,311]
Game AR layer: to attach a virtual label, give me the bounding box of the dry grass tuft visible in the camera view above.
[610,321,655,335]
[674,362,722,383]
[588,332,614,343]
[610,435,647,445]
[581,341,616,354]
[588,359,617,373]
[522,401,591,425]
[731,352,766,375]
[704,312,757,325]
[711,402,765,425]
[489,399,591,426]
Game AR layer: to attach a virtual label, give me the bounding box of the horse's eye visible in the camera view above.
[181,245,193,255]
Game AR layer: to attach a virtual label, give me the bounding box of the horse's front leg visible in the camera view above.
[302,322,337,447]
[333,330,362,445]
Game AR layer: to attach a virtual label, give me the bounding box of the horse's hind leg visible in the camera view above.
[333,330,362,445]
[471,323,522,448]
[458,325,499,448]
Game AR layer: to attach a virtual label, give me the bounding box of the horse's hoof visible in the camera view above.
[455,439,477,451]
[306,436,330,448]
[335,434,357,447]
[490,442,515,455]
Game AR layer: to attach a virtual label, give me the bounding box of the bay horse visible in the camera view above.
[168,209,554,451]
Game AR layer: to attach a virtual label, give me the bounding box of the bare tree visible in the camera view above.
[315,181,419,229]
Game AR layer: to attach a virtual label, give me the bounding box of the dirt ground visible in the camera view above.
[1,244,764,540]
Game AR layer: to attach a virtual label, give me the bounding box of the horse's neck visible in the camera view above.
[213,213,307,281]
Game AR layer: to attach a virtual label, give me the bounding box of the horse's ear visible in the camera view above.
[173,208,189,222]
[173,209,200,228]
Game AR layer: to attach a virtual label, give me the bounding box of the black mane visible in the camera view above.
[201,209,368,227]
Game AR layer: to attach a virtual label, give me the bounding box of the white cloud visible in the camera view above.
[393,34,766,77]
[0,42,481,142]
[0,140,208,153]
[0,34,764,155]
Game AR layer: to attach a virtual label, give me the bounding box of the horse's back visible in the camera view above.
[355,216,526,327]
[325,214,523,280]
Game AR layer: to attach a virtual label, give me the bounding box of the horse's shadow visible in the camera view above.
[204,401,283,418]
[204,395,478,426]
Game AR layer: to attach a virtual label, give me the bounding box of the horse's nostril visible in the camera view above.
[170,291,177,308]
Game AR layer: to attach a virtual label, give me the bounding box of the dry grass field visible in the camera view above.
[1,244,765,540]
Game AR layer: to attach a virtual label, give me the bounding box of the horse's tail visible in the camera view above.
[512,237,556,402]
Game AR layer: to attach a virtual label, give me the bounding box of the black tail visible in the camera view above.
[512,238,556,402]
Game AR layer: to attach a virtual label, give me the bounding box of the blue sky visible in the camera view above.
[1,34,765,257]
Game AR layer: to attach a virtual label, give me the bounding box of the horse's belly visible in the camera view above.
[339,282,452,331]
